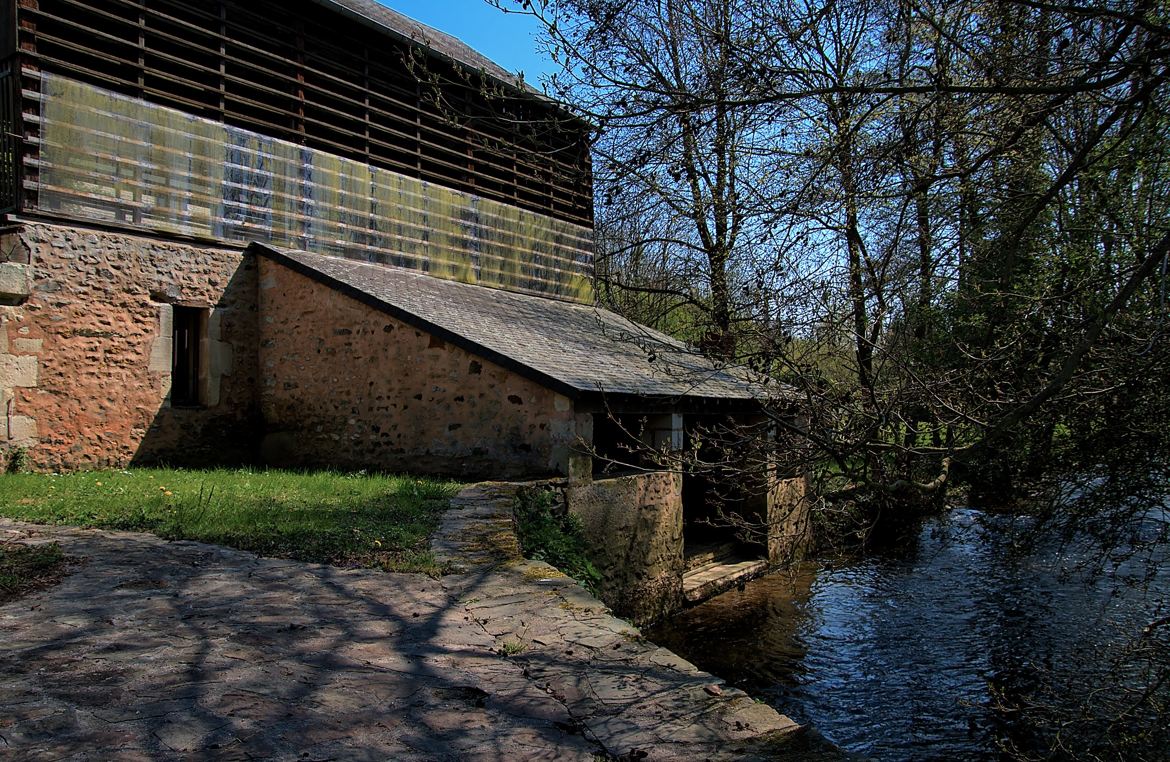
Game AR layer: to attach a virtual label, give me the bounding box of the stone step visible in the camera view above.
[682,541,738,571]
[682,558,770,604]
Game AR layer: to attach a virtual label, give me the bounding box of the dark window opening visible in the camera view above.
[171,306,206,407]
[591,412,647,476]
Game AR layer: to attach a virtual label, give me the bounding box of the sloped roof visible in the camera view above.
[252,245,764,404]
[320,0,539,94]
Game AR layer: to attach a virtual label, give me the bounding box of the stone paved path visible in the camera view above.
[1,483,802,761]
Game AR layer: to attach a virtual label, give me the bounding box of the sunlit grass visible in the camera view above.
[0,468,462,575]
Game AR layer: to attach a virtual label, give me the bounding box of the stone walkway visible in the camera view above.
[1,483,802,761]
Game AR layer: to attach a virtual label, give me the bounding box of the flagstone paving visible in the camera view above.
[1,482,805,761]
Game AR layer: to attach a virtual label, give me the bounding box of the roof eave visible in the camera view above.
[574,389,768,413]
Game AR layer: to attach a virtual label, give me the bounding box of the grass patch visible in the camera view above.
[0,542,66,604]
[499,639,527,656]
[513,486,601,594]
[0,468,461,575]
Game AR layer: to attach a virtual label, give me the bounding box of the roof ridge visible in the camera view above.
[319,0,539,95]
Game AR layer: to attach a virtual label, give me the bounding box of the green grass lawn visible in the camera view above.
[0,468,462,575]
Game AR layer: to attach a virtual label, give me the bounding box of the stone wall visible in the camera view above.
[0,222,259,471]
[256,259,580,479]
[765,474,813,564]
[564,471,685,624]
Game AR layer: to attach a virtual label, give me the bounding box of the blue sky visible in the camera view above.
[382,0,558,85]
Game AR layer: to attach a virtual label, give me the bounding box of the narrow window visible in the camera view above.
[171,306,205,406]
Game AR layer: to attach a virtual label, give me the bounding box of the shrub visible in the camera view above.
[5,446,28,474]
[512,486,601,594]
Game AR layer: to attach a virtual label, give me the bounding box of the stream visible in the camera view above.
[646,507,1169,760]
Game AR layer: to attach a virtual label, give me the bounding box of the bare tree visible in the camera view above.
[510,0,1168,501]
[493,0,1170,754]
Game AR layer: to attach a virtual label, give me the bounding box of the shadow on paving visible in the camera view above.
[0,483,819,761]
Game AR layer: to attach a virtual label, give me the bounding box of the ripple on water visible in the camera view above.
[646,508,1169,761]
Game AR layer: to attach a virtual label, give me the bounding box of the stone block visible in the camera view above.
[0,263,31,304]
[205,339,234,406]
[207,308,223,341]
[148,336,173,373]
[8,416,38,444]
[210,339,233,376]
[567,452,592,485]
[148,304,174,373]
[12,338,43,354]
[0,355,38,388]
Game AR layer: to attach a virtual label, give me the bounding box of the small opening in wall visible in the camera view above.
[591,411,678,476]
[171,306,207,407]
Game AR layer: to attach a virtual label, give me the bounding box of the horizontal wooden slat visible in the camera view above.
[32,73,593,302]
[21,56,589,228]
[16,0,594,226]
[26,8,569,188]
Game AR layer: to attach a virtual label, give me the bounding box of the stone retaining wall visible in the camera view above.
[766,474,813,563]
[565,471,685,624]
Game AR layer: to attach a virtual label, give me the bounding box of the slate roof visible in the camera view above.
[253,245,765,403]
[320,0,540,95]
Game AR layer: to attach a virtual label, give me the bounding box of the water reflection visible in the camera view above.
[646,508,1168,761]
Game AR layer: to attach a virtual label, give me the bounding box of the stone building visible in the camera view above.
[0,0,807,620]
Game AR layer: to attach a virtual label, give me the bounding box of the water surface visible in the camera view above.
[647,508,1168,760]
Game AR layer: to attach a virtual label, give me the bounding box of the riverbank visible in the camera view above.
[0,482,803,760]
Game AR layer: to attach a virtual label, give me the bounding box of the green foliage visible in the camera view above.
[0,468,461,575]
[0,542,65,603]
[512,486,602,594]
[5,447,28,474]
[499,639,527,656]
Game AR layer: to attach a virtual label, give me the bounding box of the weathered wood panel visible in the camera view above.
[0,60,17,212]
[15,0,593,226]
[32,73,593,301]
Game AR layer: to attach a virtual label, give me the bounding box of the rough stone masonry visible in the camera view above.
[0,221,586,478]
[0,222,257,470]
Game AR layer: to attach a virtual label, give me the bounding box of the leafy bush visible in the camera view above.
[5,446,28,474]
[512,486,602,594]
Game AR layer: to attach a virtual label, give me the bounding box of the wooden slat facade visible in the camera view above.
[12,0,592,226]
[30,72,594,300]
[0,0,596,298]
